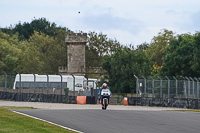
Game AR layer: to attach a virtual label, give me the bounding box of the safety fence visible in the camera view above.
[0,72,101,104]
[0,72,98,97]
[123,97,200,109]
[0,73,66,95]
[134,75,200,99]
[0,91,96,104]
[2,72,200,109]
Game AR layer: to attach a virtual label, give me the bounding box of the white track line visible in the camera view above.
[12,110,84,133]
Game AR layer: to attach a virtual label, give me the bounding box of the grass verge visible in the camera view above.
[165,109,200,112]
[0,106,76,133]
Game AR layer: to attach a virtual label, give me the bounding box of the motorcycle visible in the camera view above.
[100,88,111,110]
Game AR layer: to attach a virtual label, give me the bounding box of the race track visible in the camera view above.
[15,109,200,133]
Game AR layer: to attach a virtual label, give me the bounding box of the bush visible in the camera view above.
[64,87,69,96]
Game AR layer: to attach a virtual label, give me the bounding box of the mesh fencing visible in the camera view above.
[1,74,200,99]
[0,74,97,96]
[136,77,200,99]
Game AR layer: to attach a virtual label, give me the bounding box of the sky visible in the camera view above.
[0,0,200,46]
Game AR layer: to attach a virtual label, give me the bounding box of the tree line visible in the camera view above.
[101,29,200,93]
[1,18,200,93]
[0,18,120,74]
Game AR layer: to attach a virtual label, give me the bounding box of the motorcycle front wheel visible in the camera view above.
[103,98,107,110]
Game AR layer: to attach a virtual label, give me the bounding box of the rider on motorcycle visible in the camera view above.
[98,83,112,105]
[98,83,112,95]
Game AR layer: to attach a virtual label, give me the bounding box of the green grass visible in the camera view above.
[165,109,200,112]
[0,106,76,133]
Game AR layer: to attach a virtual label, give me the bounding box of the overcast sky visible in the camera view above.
[1,0,200,46]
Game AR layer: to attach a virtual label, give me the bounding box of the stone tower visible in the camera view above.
[59,32,87,75]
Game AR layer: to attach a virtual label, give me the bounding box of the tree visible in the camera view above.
[159,33,200,77]
[146,29,176,66]
[1,18,66,41]
[86,32,121,68]
[18,31,67,74]
[85,46,100,67]
[135,42,150,52]
[102,47,151,93]
[0,30,21,73]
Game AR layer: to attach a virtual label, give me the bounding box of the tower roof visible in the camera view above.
[65,33,87,43]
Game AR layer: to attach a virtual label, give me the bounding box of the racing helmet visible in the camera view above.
[103,83,107,89]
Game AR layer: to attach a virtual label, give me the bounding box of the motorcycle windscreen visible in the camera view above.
[101,89,111,95]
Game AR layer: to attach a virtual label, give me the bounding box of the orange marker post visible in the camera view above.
[124,97,128,105]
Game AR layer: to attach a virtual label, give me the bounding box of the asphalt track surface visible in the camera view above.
[15,109,200,133]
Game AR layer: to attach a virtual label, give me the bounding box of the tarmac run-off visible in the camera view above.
[0,100,188,111]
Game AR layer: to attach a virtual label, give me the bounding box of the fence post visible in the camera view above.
[180,76,187,98]
[134,75,139,97]
[189,77,195,98]
[157,76,162,98]
[3,71,7,92]
[199,78,200,97]
[149,76,154,98]
[17,72,21,101]
[92,80,94,96]
[17,72,21,95]
[173,76,178,98]
[185,77,190,97]
[142,76,146,97]
[71,74,75,97]
[84,74,88,87]
[194,78,199,99]
[46,74,49,95]
[165,76,170,98]
[59,74,63,95]
[198,78,200,98]
[33,73,36,94]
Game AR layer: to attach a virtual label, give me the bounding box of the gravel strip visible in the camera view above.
[0,100,187,111]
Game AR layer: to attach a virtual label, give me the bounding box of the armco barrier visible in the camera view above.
[86,96,96,104]
[0,91,95,104]
[76,96,96,104]
[2,91,200,108]
[62,96,77,104]
[126,97,200,109]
